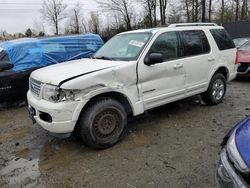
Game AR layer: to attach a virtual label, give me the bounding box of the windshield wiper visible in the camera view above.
[93,56,114,60]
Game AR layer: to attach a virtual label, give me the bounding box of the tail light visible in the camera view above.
[235,50,239,64]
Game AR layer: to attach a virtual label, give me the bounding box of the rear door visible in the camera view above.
[178,30,214,96]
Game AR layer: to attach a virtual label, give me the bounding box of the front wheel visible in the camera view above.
[78,98,127,149]
[201,73,227,105]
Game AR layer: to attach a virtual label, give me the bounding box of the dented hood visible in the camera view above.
[31,58,125,85]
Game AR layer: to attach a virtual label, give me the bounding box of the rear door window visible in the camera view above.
[210,29,235,50]
[179,30,210,57]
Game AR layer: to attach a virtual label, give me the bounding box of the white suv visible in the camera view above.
[27,23,238,149]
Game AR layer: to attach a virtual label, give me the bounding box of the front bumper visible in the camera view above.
[27,90,86,134]
[216,149,248,188]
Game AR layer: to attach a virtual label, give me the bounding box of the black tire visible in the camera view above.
[78,98,127,149]
[201,73,227,106]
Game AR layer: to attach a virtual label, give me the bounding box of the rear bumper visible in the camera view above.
[216,149,248,188]
[237,63,250,76]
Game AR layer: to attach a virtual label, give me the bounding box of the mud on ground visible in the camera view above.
[0,79,249,188]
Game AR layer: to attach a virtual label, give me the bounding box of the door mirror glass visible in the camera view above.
[0,61,14,71]
[144,53,163,65]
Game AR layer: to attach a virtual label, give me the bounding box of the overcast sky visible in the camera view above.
[0,0,99,34]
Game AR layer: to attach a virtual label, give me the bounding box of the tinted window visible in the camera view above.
[210,29,235,50]
[180,30,210,56]
[149,32,179,61]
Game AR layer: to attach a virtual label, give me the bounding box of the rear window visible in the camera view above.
[179,30,210,57]
[210,29,235,50]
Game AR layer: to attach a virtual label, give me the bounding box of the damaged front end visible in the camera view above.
[216,117,250,188]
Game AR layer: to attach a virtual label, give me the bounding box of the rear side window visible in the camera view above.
[179,30,210,57]
[210,29,235,50]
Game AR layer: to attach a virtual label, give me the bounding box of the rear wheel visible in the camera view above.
[201,73,227,105]
[78,98,127,149]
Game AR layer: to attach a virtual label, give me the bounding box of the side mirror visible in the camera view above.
[0,61,14,71]
[144,53,163,66]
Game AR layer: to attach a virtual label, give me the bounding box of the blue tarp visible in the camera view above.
[0,33,104,72]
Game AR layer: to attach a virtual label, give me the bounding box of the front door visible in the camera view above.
[138,31,186,110]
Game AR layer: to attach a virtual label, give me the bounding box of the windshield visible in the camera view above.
[94,33,152,61]
[233,38,249,48]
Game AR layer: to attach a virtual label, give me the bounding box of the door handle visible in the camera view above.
[208,57,215,62]
[173,63,183,69]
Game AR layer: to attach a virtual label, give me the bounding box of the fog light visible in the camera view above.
[39,112,52,123]
[218,163,232,183]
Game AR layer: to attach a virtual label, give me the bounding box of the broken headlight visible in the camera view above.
[226,129,249,173]
[42,84,78,102]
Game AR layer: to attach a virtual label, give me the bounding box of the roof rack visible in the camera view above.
[168,23,218,28]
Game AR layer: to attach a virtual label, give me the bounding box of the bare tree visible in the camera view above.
[240,0,249,20]
[195,0,198,22]
[139,0,157,27]
[33,19,46,35]
[40,0,67,35]
[81,18,88,33]
[168,2,182,23]
[184,0,190,22]
[191,0,195,21]
[221,0,225,23]
[112,11,124,30]
[88,12,100,34]
[208,0,212,22]
[201,0,206,22]
[70,2,82,34]
[152,0,157,26]
[97,0,133,30]
[159,0,168,25]
[235,0,239,21]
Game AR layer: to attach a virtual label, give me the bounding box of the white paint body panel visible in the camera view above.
[27,25,237,134]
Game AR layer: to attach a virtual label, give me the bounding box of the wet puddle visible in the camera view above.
[0,157,41,188]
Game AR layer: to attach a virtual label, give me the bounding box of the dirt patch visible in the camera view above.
[0,127,30,143]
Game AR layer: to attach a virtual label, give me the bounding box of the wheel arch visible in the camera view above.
[79,91,133,118]
[213,66,229,81]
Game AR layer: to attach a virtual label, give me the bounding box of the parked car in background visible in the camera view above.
[233,38,249,48]
[0,34,103,104]
[216,116,250,188]
[235,39,250,77]
[27,23,238,149]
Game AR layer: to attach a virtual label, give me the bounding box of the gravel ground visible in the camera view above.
[0,79,249,188]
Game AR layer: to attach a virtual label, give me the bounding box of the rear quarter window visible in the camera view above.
[210,29,235,50]
[179,30,210,57]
